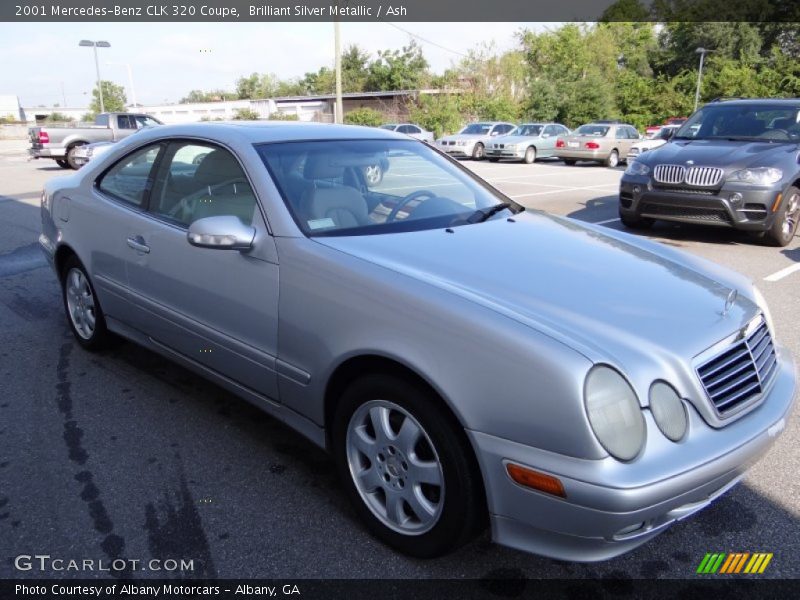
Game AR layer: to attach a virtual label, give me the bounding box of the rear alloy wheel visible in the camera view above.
[472,143,485,160]
[66,143,87,170]
[605,150,619,168]
[523,146,537,164]
[765,186,800,247]
[62,256,114,350]
[619,210,655,229]
[56,159,70,169]
[333,374,484,558]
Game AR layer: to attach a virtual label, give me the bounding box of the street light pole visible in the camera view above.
[79,40,111,113]
[693,47,713,112]
[334,18,343,124]
[107,62,137,108]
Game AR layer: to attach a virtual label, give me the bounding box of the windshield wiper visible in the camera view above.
[467,202,518,224]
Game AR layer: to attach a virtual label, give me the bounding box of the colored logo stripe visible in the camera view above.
[697,552,773,574]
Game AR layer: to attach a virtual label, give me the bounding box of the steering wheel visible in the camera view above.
[168,177,250,222]
[386,190,437,222]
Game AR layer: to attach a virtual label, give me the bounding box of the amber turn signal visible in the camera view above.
[506,463,566,498]
[771,193,783,213]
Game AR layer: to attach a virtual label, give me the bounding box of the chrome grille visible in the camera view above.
[653,164,686,184]
[696,318,778,416]
[685,167,723,187]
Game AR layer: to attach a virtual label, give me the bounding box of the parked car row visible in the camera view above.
[433,120,645,167]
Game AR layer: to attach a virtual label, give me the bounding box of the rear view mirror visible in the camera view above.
[187,216,255,250]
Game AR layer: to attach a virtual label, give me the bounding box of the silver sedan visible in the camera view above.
[40,122,796,562]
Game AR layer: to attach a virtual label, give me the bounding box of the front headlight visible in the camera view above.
[625,161,650,176]
[505,143,517,150]
[728,167,783,185]
[649,382,688,442]
[584,366,646,461]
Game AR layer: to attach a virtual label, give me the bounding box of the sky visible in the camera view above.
[0,22,551,108]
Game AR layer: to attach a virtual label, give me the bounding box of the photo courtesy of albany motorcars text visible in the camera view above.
[39,120,796,561]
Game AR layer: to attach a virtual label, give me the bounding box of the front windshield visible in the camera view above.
[514,125,543,137]
[256,139,521,236]
[460,123,492,135]
[675,104,800,142]
[576,125,610,136]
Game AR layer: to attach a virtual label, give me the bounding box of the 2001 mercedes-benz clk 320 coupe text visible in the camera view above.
[40,122,796,561]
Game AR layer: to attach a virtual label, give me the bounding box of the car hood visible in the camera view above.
[439,134,490,141]
[631,140,666,151]
[644,139,798,168]
[315,211,758,365]
[491,135,538,144]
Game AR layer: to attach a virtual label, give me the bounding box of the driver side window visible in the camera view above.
[149,142,256,228]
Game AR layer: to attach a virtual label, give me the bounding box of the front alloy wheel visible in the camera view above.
[765,187,800,247]
[363,164,383,186]
[333,374,484,558]
[472,143,485,160]
[346,400,444,535]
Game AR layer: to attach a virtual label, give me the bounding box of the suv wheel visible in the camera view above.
[333,374,484,558]
[765,187,800,246]
[66,143,87,170]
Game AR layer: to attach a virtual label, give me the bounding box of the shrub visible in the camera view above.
[344,107,384,127]
[232,108,260,120]
[267,112,299,121]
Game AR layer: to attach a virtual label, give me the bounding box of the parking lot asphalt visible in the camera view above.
[0,140,798,580]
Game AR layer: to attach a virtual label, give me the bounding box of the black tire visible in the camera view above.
[472,143,485,160]
[619,210,655,229]
[61,256,114,351]
[488,157,500,163]
[66,143,87,170]
[523,146,537,164]
[605,150,620,168]
[55,159,70,169]
[764,186,800,247]
[332,373,485,558]
[563,159,577,166]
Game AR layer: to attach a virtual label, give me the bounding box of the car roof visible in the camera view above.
[710,98,800,106]
[125,121,406,144]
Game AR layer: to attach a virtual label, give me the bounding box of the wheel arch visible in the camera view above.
[54,243,80,280]
[323,352,489,517]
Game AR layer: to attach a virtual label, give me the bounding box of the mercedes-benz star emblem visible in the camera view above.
[721,289,738,317]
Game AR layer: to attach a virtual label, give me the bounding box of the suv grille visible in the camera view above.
[653,164,723,187]
[696,318,778,416]
[639,202,732,224]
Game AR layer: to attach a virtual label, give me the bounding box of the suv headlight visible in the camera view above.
[649,382,688,442]
[584,366,645,461]
[728,167,783,185]
[625,161,650,176]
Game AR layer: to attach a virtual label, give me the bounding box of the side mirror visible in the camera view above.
[490,131,499,136]
[661,128,675,141]
[187,215,255,250]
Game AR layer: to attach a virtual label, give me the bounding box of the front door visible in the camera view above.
[123,140,280,400]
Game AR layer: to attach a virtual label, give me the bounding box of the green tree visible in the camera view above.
[89,80,126,113]
[365,40,430,91]
[342,44,370,92]
[343,107,384,126]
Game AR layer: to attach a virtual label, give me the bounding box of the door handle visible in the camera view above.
[126,236,150,254]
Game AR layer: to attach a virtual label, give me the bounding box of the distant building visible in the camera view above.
[0,95,25,121]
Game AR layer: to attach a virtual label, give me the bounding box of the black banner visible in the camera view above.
[2,0,799,22]
[3,579,800,600]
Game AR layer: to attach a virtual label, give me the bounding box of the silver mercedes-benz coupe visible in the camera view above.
[40,122,796,561]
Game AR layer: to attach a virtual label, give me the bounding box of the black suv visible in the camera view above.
[619,98,800,246]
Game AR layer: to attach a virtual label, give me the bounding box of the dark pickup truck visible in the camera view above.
[29,112,162,169]
[620,98,800,246]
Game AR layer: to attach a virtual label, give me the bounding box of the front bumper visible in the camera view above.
[468,350,795,561]
[486,147,525,159]
[620,176,784,232]
[438,141,477,158]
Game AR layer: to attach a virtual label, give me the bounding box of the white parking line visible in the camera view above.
[764,263,800,282]
[592,218,621,225]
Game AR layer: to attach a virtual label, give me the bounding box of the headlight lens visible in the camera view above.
[584,366,645,461]
[625,161,650,175]
[728,167,783,185]
[649,382,688,442]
